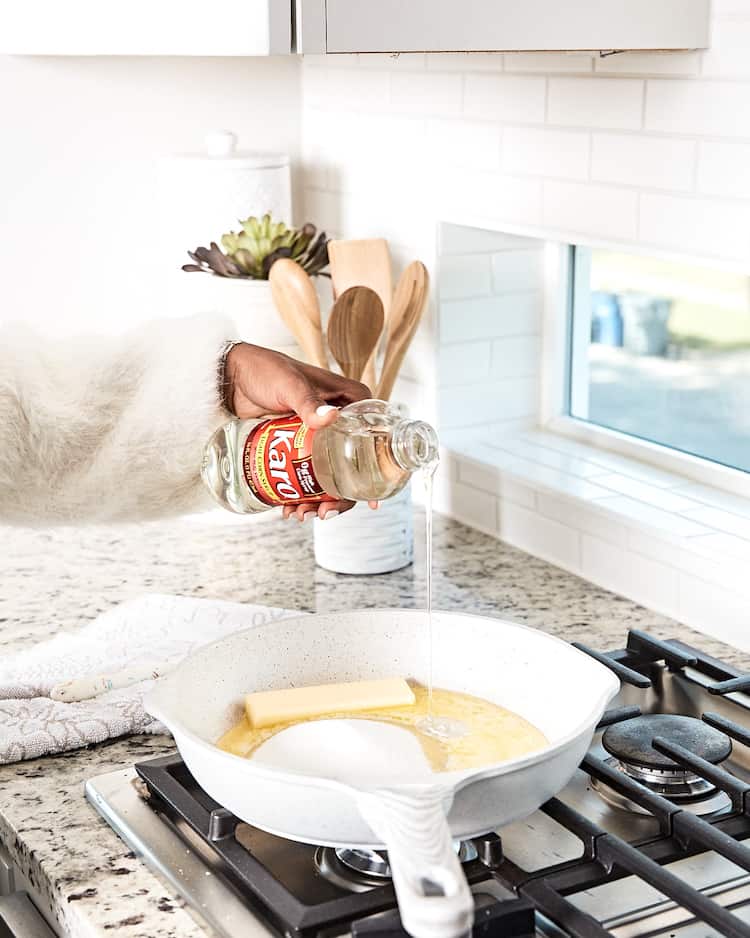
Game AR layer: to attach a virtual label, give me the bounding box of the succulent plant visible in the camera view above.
[183,214,330,280]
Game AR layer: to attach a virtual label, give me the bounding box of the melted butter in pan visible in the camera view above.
[217,683,548,773]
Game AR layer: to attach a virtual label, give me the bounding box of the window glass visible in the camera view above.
[569,248,750,473]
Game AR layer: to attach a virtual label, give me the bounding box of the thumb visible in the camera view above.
[289,378,340,430]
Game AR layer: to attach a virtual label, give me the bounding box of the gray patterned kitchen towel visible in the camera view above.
[0,594,295,764]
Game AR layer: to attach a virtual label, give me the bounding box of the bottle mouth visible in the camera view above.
[392,419,439,472]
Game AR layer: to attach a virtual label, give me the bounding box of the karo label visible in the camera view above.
[243,415,332,506]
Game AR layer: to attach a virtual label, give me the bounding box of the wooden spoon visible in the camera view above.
[327,287,385,383]
[328,239,392,388]
[376,262,430,401]
[269,258,328,369]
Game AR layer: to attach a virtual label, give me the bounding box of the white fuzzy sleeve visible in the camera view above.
[0,314,236,524]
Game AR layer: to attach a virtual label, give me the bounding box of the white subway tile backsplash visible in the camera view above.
[581,535,679,616]
[543,181,639,241]
[359,53,426,69]
[683,505,750,539]
[439,169,544,227]
[463,74,546,123]
[390,70,463,116]
[595,496,711,537]
[519,431,686,487]
[490,335,540,378]
[677,575,750,651]
[478,448,614,500]
[502,126,590,181]
[426,53,504,73]
[548,77,644,130]
[594,52,702,76]
[440,224,537,255]
[490,249,543,294]
[591,133,696,191]
[536,492,629,546]
[646,79,750,138]
[687,532,750,563]
[426,119,502,171]
[432,476,499,535]
[440,378,537,428]
[440,293,541,343]
[438,254,492,300]
[458,458,537,508]
[674,482,750,520]
[591,473,699,512]
[701,20,750,77]
[639,193,750,260]
[675,540,750,595]
[697,142,750,198]
[498,500,581,572]
[490,439,610,480]
[316,67,391,113]
[438,341,491,386]
[504,53,593,74]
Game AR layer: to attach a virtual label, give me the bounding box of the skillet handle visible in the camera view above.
[356,786,474,938]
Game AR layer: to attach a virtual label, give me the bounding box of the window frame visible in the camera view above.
[541,242,750,500]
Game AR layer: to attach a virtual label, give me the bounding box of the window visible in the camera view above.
[567,247,750,475]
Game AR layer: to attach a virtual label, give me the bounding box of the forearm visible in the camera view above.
[0,315,235,524]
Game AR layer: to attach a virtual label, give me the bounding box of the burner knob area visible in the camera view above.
[603,714,732,770]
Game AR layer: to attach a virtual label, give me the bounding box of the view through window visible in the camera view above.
[568,248,750,473]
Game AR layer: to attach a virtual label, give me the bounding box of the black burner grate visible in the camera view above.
[135,756,535,937]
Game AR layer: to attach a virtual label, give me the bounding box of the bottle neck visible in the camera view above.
[391,419,439,473]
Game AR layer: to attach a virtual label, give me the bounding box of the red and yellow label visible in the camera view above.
[243,415,333,507]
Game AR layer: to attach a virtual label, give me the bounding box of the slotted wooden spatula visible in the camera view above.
[327,287,385,382]
[328,239,392,390]
[376,262,429,401]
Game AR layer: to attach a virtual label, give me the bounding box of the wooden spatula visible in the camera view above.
[376,262,430,401]
[328,239,392,389]
[327,287,385,382]
[269,258,328,370]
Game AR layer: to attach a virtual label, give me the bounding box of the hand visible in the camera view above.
[224,343,376,522]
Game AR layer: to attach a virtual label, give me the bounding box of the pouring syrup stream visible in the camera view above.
[418,461,467,741]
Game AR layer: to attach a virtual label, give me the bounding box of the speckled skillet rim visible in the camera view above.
[145,609,621,797]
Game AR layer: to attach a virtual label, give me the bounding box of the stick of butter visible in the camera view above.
[244,677,415,729]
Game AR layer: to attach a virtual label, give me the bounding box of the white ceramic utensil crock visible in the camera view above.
[146,610,619,938]
[313,483,414,575]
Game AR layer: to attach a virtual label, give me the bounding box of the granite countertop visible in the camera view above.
[1,510,747,938]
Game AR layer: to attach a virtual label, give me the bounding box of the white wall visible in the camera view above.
[0,55,301,336]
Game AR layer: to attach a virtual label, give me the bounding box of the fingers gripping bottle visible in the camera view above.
[201,399,439,515]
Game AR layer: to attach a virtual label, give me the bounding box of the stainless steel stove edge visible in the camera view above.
[85,770,273,938]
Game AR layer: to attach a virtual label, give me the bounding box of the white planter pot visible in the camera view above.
[173,275,300,358]
[313,484,414,575]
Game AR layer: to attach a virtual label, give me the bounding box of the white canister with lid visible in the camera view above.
[160,131,296,354]
[159,130,292,264]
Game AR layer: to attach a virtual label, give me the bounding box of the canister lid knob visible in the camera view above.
[204,130,237,159]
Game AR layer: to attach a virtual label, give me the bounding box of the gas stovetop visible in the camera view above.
[86,630,750,938]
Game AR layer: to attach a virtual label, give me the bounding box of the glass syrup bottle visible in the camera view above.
[201,399,439,514]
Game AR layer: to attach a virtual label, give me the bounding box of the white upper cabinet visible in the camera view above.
[301,0,711,54]
[1,0,291,55]
[3,0,710,56]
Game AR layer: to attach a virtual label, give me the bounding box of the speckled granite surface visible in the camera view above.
[1,510,747,938]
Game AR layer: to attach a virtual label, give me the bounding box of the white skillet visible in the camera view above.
[146,609,619,938]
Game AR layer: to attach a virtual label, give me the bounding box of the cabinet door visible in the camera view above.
[2,0,292,55]
[324,0,710,53]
